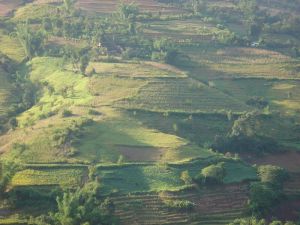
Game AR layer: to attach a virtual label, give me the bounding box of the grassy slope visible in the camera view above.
[2,0,300,223]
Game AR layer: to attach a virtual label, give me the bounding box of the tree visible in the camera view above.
[15,22,33,60]
[248,182,282,217]
[238,0,259,37]
[257,165,287,185]
[80,55,90,75]
[199,162,226,184]
[13,22,45,60]
[117,2,139,20]
[180,170,193,185]
[51,181,116,225]
[229,218,296,225]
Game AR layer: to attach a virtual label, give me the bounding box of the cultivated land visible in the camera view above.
[0,0,300,224]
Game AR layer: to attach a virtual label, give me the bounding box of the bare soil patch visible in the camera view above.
[269,199,300,222]
[242,151,300,172]
[0,0,24,16]
[117,145,167,161]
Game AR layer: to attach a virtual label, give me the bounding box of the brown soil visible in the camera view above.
[117,145,167,162]
[269,199,300,222]
[242,151,300,172]
[112,183,249,225]
[0,0,24,16]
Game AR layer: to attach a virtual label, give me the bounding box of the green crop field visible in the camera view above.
[11,167,85,187]
[116,78,251,113]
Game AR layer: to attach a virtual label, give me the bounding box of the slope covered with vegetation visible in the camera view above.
[0,0,299,224]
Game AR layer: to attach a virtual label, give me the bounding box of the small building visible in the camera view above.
[251,42,259,47]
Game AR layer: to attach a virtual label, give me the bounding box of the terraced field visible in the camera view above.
[214,79,300,114]
[0,30,25,62]
[112,184,249,225]
[184,46,300,80]
[144,19,226,43]
[96,160,256,194]
[116,78,251,113]
[11,166,86,187]
[75,0,186,15]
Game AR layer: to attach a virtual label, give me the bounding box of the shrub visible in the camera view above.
[196,162,226,184]
[180,170,193,185]
[88,109,101,116]
[164,200,195,211]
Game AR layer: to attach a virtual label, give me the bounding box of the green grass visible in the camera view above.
[73,111,211,163]
[214,79,300,115]
[127,110,233,145]
[17,57,93,127]
[223,161,257,183]
[96,159,256,194]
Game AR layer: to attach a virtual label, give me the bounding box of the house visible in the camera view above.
[251,42,260,47]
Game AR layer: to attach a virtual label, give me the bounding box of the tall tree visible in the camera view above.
[15,22,32,60]
[63,0,74,13]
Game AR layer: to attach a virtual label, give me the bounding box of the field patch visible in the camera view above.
[73,115,209,163]
[185,46,300,79]
[89,61,186,78]
[112,184,248,225]
[117,145,166,162]
[96,159,256,194]
[116,78,251,113]
[0,31,25,62]
[144,19,228,42]
[214,79,300,114]
[243,151,300,173]
[11,167,85,187]
[75,0,185,15]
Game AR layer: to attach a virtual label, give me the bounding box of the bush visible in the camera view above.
[88,109,101,116]
[246,97,269,109]
[61,109,72,117]
[180,170,193,185]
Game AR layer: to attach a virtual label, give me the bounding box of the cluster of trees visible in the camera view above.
[248,165,288,217]
[34,181,117,225]
[0,54,36,132]
[213,112,279,154]
[13,22,45,60]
